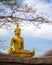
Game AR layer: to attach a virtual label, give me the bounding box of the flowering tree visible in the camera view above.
[0,0,51,30]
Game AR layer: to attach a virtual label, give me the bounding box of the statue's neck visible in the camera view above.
[15,34,20,37]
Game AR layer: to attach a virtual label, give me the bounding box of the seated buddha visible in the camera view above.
[8,24,35,57]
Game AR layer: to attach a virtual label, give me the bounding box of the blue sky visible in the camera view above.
[38,0,51,3]
[39,0,52,3]
[0,0,52,57]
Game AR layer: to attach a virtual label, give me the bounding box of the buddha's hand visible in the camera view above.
[10,46,13,50]
[10,46,15,50]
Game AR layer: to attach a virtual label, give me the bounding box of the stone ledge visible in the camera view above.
[0,53,52,65]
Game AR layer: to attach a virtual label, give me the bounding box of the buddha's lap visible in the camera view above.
[9,49,32,54]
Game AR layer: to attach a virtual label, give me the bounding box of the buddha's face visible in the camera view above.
[14,28,21,36]
[14,25,21,36]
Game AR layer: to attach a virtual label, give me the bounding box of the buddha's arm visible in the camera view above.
[10,37,14,49]
[21,38,24,50]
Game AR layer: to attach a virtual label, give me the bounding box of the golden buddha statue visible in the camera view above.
[8,24,35,57]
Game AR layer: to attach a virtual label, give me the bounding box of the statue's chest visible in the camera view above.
[14,36,22,43]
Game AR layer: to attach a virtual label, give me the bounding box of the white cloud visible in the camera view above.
[0,21,52,40]
[35,2,52,18]
[20,21,52,40]
[0,29,9,35]
[0,49,8,54]
[24,0,52,18]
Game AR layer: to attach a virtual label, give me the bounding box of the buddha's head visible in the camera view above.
[14,24,21,36]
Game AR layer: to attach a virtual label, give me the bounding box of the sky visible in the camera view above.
[23,0,52,19]
[0,0,52,57]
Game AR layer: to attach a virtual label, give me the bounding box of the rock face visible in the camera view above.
[40,50,52,57]
[0,50,52,65]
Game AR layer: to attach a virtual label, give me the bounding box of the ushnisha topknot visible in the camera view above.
[14,24,21,33]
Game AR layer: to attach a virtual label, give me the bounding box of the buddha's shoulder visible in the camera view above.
[20,37,24,40]
[11,36,15,39]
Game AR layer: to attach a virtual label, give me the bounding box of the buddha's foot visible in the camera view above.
[31,48,35,56]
